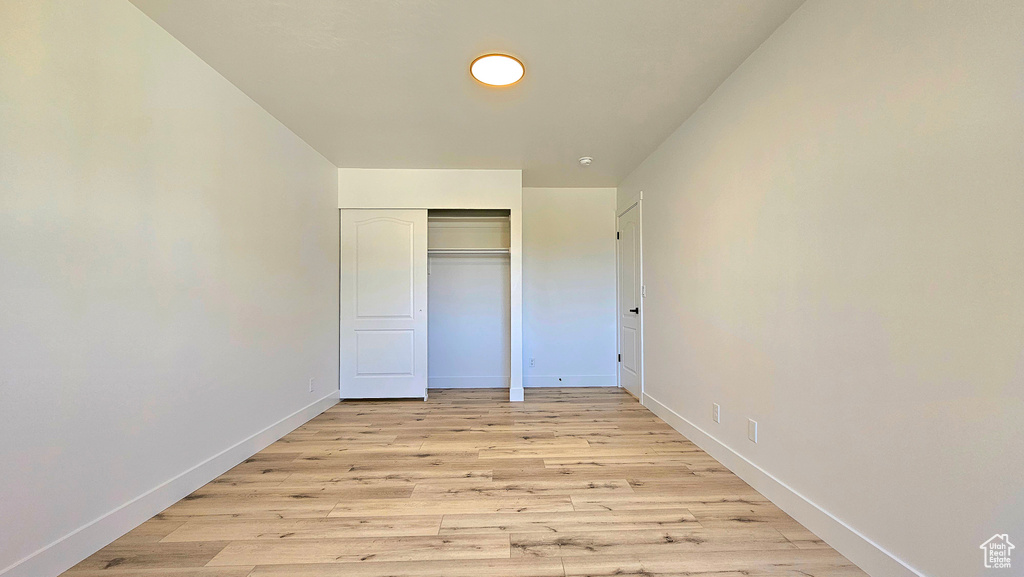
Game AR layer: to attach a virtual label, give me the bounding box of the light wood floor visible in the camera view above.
[63,388,866,577]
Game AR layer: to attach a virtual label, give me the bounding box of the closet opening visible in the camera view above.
[427,209,512,391]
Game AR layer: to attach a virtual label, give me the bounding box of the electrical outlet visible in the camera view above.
[309,378,315,393]
[748,419,758,443]
[641,285,646,298]
[529,358,536,368]
[712,403,720,423]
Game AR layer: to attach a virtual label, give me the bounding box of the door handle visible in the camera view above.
[629,307,639,314]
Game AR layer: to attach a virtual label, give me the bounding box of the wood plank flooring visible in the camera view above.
[62,388,867,577]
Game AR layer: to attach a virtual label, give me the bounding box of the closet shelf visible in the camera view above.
[427,248,510,255]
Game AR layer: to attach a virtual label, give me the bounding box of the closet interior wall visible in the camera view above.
[427,210,512,390]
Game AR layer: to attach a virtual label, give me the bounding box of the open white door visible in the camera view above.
[341,209,428,399]
[617,202,642,399]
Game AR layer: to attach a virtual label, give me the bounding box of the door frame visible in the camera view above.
[615,193,644,404]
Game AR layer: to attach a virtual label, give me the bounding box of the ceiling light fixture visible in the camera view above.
[470,53,525,86]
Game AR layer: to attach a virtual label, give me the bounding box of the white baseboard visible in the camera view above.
[428,376,509,389]
[642,393,926,577]
[1,392,339,577]
[524,375,616,388]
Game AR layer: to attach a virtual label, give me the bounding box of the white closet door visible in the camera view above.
[341,209,428,399]
[617,203,642,399]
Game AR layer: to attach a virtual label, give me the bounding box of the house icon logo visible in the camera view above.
[980,534,1014,569]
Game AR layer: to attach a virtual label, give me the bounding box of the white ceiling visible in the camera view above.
[130,0,803,187]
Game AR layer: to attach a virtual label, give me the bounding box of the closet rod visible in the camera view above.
[427,248,510,255]
[427,216,509,222]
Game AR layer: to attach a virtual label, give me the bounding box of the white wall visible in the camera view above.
[523,188,617,387]
[338,169,522,210]
[618,1,1024,577]
[0,2,340,576]
[428,255,512,389]
[338,168,524,400]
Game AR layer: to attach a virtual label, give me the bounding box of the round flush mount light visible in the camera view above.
[470,53,525,86]
[578,156,593,167]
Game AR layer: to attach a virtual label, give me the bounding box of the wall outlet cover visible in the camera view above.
[748,419,758,443]
[712,403,720,423]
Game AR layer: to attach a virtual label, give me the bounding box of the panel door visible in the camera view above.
[617,204,642,399]
[341,209,428,399]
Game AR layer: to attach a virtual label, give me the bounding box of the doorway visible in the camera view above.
[427,210,512,391]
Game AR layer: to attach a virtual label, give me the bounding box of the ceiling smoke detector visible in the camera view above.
[578,156,593,167]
